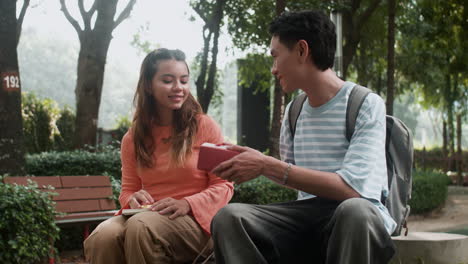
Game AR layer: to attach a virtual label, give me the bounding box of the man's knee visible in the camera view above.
[212,203,248,235]
[334,198,379,228]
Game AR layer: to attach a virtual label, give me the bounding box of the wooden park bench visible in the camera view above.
[3,175,118,263]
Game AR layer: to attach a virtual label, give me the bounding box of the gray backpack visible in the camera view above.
[288,85,413,236]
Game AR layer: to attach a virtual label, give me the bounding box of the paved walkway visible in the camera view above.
[407,186,468,233]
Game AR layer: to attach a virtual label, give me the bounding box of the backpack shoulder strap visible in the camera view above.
[288,93,307,137]
[346,85,372,141]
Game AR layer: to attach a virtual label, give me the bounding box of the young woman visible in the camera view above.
[84,48,234,264]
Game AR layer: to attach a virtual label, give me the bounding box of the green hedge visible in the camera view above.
[231,176,297,204]
[0,177,60,263]
[25,145,121,180]
[230,170,449,216]
[409,169,449,214]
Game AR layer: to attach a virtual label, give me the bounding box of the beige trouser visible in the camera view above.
[83,212,212,264]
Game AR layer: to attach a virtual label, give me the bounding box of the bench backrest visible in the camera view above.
[4,176,116,214]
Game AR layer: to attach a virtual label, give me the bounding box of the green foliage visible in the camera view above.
[413,148,468,172]
[110,176,122,209]
[231,176,297,204]
[410,169,449,214]
[0,177,60,263]
[22,92,60,154]
[225,0,331,50]
[238,53,273,94]
[22,92,77,153]
[399,0,467,139]
[113,115,131,142]
[54,106,76,151]
[131,23,160,55]
[25,147,121,180]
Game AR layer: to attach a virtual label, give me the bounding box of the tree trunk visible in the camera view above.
[376,73,383,95]
[194,0,226,113]
[445,73,456,171]
[442,119,448,157]
[386,0,396,115]
[341,0,382,79]
[0,0,25,175]
[268,0,286,159]
[60,0,136,148]
[201,0,226,113]
[456,113,463,185]
[270,79,284,159]
[196,27,211,111]
[73,37,111,148]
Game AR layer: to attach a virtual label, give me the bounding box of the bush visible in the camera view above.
[414,148,468,172]
[409,169,449,214]
[22,92,60,154]
[113,115,132,142]
[25,146,121,180]
[0,177,60,263]
[22,93,77,153]
[231,176,297,204]
[54,106,76,151]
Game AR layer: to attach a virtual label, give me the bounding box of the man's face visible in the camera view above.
[270,36,300,93]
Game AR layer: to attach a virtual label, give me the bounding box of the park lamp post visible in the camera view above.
[330,10,343,79]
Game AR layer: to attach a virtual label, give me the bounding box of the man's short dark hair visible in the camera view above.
[269,10,336,71]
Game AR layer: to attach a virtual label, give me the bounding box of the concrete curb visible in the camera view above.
[391,232,468,264]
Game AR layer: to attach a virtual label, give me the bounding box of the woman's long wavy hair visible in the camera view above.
[132,48,202,168]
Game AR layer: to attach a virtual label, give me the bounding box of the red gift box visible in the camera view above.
[197,143,240,171]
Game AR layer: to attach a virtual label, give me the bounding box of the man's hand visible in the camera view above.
[212,145,265,184]
[128,189,154,209]
[151,197,191,220]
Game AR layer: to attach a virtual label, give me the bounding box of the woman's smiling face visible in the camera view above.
[151,59,190,113]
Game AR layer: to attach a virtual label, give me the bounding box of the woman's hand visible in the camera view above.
[151,197,191,220]
[128,189,154,209]
[212,145,266,184]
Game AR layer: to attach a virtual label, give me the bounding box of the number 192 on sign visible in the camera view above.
[2,72,21,91]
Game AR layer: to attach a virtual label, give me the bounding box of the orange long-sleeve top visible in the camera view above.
[118,114,234,234]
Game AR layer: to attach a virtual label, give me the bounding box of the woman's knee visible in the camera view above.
[125,212,170,241]
[84,217,125,253]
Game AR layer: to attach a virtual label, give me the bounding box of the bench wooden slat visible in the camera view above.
[56,199,103,213]
[99,199,117,210]
[61,176,111,188]
[54,187,113,201]
[4,176,62,188]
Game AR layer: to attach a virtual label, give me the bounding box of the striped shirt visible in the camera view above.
[280,81,396,234]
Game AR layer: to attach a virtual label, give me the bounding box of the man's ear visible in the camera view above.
[297,40,309,63]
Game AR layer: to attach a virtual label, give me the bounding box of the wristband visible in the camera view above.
[282,163,292,185]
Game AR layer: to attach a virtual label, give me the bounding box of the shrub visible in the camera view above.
[0,177,60,263]
[110,176,122,209]
[25,147,121,180]
[22,92,60,154]
[54,106,76,151]
[409,169,449,214]
[113,115,132,142]
[231,176,297,204]
[414,148,468,172]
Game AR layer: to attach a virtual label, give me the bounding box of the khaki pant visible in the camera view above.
[84,212,212,264]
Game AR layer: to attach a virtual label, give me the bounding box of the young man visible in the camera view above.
[210,10,396,264]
